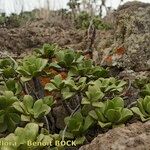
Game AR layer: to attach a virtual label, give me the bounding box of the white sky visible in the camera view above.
[0,0,150,15]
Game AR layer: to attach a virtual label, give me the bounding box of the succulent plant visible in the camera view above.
[90,77,126,94]
[0,58,16,78]
[35,43,58,58]
[62,112,94,145]
[0,123,61,150]
[68,59,108,78]
[89,97,133,128]
[13,95,54,123]
[81,84,104,107]
[140,83,150,97]
[51,50,84,69]
[5,79,22,95]
[45,74,64,92]
[17,56,48,82]
[0,91,20,132]
[131,96,150,122]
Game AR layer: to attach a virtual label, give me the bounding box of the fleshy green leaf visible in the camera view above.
[92,102,104,108]
[23,95,34,113]
[81,98,90,105]
[83,115,94,131]
[119,108,133,123]
[88,110,98,120]
[75,136,86,145]
[131,107,148,122]
[61,87,75,100]
[45,83,57,92]
[64,53,74,65]
[137,98,149,116]
[106,109,121,123]
[98,121,111,128]
[112,97,124,108]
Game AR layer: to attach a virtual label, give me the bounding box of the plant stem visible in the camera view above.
[127,101,137,108]
[44,116,50,133]
[18,80,28,95]
[32,77,45,99]
[24,83,30,95]
[62,104,80,141]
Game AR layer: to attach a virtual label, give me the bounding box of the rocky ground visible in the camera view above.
[0,15,87,57]
[0,1,150,149]
[80,121,150,150]
[94,1,150,72]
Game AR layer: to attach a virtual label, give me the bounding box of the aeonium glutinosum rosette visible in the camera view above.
[0,58,17,79]
[88,97,133,128]
[68,59,108,79]
[45,75,88,100]
[61,77,88,100]
[131,96,150,122]
[81,78,126,109]
[17,56,48,82]
[5,79,22,95]
[45,74,66,99]
[140,83,150,97]
[35,43,59,59]
[93,77,127,94]
[60,112,94,145]
[0,58,23,96]
[49,49,84,71]
[13,95,55,124]
[0,91,20,133]
[0,123,63,150]
[81,83,104,107]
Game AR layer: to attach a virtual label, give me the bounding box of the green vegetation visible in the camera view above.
[13,95,54,123]
[17,56,48,82]
[131,96,150,122]
[0,91,20,132]
[0,8,111,30]
[89,97,133,128]
[131,82,150,122]
[0,123,62,150]
[74,11,112,30]
[0,43,149,149]
[0,10,37,28]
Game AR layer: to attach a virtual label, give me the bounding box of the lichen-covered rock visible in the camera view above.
[79,121,150,150]
[96,1,150,71]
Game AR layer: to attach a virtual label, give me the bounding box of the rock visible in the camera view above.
[96,1,150,72]
[52,105,68,130]
[80,121,150,150]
